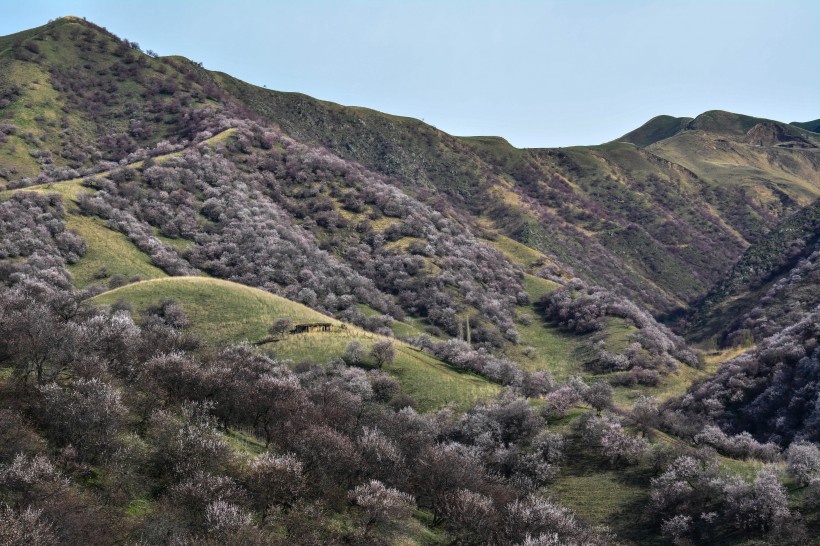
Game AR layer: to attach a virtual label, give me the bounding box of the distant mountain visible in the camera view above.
[792,118,820,133]
[616,114,693,147]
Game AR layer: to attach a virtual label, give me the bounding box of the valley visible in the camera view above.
[0,15,818,546]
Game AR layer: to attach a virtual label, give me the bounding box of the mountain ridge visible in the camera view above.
[1,16,818,324]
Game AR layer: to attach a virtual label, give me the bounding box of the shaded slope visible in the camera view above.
[688,198,820,345]
[792,118,820,133]
[211,69,493,201]
[673,307,820,445]
[219,71,752,312]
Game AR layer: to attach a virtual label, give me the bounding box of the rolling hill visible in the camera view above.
[792,118,820,133]
[92,276,501,412]
[615,114,694,147]
[0,15,814,403]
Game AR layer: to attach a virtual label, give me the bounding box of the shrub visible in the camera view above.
[786,441,820,486]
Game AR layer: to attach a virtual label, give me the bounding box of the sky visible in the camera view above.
[1,0,818,148]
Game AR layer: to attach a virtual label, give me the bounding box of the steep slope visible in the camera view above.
[210,69,494,201]
[208,69,820,315]
[673,307,820,445]
[0,17,233,183]
[0,18,709,391]
[223,72,728,313]
[688,198,820,346]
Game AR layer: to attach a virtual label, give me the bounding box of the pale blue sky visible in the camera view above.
[2,0,817,147]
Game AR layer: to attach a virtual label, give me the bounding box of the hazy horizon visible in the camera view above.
[2,0,818,147]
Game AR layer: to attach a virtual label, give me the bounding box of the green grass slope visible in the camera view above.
[791,118,820,133]
[685,110,770,136]
[615,114,693,147]
[0,127,238,289]
[487,234,706,405]
[0,16,224,185]
[649,129,820,209]
[67,214,167,288]
[92,277,500,411]
[87,271,718,541]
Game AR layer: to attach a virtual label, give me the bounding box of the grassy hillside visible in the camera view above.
[792,118,820,133]
[88,279,732,543]
[685,110,770,136]
[92,277,500,412]
[67,214,168,288]
[3,17,813,381]
[0,16,224,184]
[648,124,820,209]
[615,114,693,147]
[210,65,786,314]
[213,63,820,316]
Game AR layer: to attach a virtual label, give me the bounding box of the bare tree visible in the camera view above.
[268,318,293,339]
[371,340,395,369]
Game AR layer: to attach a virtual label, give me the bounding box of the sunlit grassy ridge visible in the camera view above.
[67,215,167,288]
[92,277,500,411]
